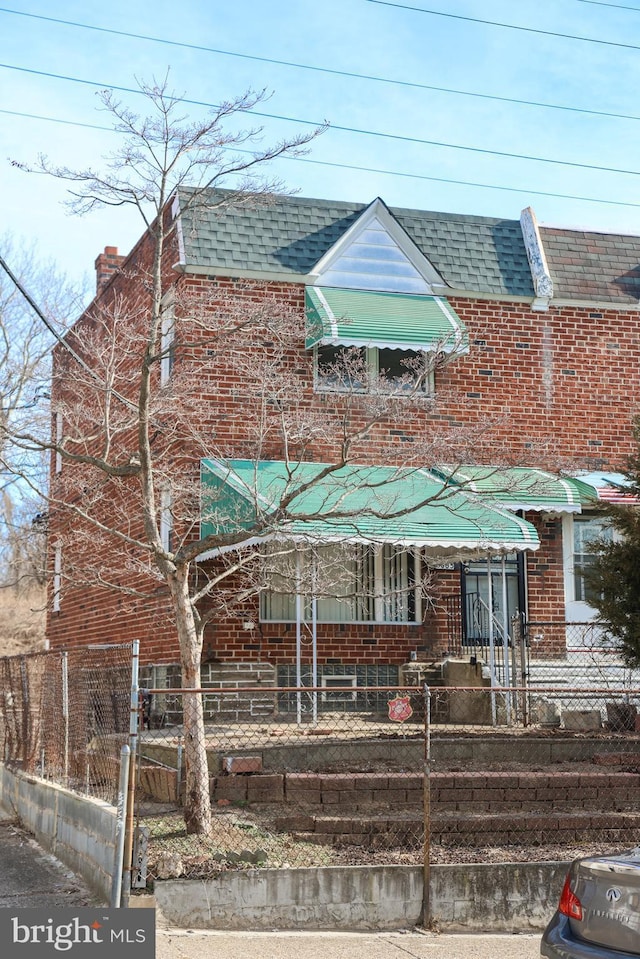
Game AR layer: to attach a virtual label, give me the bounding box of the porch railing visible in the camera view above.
[444,592,528,687]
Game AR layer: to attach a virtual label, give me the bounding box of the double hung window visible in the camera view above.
[572,514,612,605]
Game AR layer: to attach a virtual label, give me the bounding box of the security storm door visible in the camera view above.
[462,556,521,645]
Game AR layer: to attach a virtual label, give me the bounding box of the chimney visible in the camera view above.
[94,246,125,294]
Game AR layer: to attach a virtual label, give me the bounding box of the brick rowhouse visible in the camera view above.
[46,193,640,686]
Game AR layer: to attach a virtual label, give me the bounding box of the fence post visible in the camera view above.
[20,657,30,770]
[121,640,140,908]
[513,615,529,727]
[110,744,131,908]
[422,682,431,929]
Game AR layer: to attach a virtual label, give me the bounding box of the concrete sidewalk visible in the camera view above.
[0,809,98,908]
[155,928,542,959]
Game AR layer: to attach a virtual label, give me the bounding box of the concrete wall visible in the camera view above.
[0,766,115,901]
[153,735,635,774]
[153,861,570,932]
[0,765,570,931]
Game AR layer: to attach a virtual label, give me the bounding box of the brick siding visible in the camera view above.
[46,220,640,667]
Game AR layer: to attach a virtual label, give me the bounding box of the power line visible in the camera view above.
[577,0,640,10]
[3,62,640,179]
[0,253,139,415]
[0,6,639,124]
[366,0,640,51]
[294,154,640,209]
[5,105,640,212]
[0,107,110,133]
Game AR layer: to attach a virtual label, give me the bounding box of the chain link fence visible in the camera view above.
[3,642,640,889]
[129,675,640,883]
[0,644,134,804]
[135,685,428,881]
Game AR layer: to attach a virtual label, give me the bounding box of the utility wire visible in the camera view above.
[0,253,139,415]
[3,62,640,178]
[367,0,640,51]
[0,6,639,123]
[0,107,111,133]
[577,1,640,10]
[294,153,640,209]
[5,106,640,212]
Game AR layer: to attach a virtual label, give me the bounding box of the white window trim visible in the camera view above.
[260,545,422,625]
[55,411,63,474]
[321,675,358,702]
[160,488,173,552]
[562,512,613,623]
[160,296,175,386]
[52,543,62,612]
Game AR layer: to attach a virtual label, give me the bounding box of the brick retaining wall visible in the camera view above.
[209,769,640,847]
[211,769,640,811]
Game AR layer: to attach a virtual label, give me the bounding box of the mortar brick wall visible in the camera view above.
[205,767,640,848]
[46,212,640,668]
[209,768,640,812]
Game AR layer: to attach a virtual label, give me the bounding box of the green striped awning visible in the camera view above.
[435,466,597,513]
[200,460,539,557]
[305,287,467,352]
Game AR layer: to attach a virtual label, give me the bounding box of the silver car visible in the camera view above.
[541,850,640,958]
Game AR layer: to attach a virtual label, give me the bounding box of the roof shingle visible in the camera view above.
[176,190,640,304]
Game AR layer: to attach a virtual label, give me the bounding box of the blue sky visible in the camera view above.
[2,0,640,291]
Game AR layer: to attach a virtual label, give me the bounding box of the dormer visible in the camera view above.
[309,198,447,293]
[305,199,465,396]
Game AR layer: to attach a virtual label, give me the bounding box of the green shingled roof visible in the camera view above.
[176,190,535,298]
[175,189,640,304]
[200,459,540,555]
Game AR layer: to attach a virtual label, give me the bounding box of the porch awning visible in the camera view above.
[435,466,597,513]
[200,459,540,557]
[305,286,467,352]
[574,471,639,505]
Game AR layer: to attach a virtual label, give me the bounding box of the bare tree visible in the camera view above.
[4,77,530,835]
[0,235,83,595]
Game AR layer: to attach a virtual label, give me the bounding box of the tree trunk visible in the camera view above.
[169,567,212,836]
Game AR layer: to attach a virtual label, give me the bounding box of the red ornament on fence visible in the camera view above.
[387,696,413,723]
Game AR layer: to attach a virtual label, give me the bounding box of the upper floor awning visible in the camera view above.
[305,286,467,353]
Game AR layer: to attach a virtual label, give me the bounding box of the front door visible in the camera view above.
[462,555,521,645]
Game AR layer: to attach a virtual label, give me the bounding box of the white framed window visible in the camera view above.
[52,543,62,612]
[321,674,358,703]
[562,513,613,621]
[159,488,173,552]
[315,345,434,395]
[260,542,421,624]
[160,298,175,386]
[54,411,63,474]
